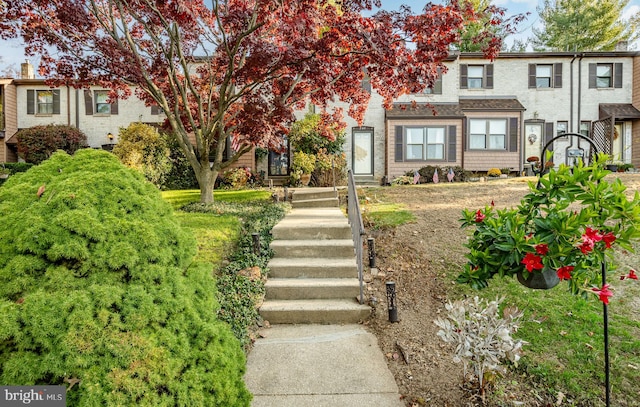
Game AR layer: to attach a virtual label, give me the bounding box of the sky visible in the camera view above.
[1,0,639,75]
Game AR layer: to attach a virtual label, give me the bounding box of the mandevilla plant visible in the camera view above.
[459,153,640,302]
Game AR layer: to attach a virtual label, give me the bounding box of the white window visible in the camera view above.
[405,127,445,160]
[596,64,613,88]
[469,119,507,150]
[467,65,484,89]
[536,65,552,88]
[37,90,53,114]
[95,90,111,114]
[557,121,568,136]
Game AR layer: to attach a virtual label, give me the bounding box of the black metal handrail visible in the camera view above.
[346,169,365,304]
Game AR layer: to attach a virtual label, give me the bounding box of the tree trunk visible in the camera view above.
[197,166,218,203]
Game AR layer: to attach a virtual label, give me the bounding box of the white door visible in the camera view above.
[353,129,373,175]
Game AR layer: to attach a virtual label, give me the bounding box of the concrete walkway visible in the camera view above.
[245,189,403,406]
[244,324,404,407]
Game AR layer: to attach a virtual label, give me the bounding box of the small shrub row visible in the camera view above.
[403,165,471,183]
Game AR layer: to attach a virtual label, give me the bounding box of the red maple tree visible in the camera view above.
[2,0,520,202]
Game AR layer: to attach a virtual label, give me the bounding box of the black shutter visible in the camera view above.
[528,64,536,88]
[614,63,623,88]
[395,126,404,162]
[110,99,118,115]
[485,64,493,89]
[52,90,60,115]
[460,64,468,89]
[544,122,554,152]
[509,118,518,152]
[588,64,596,88]
[448,125,456,162]
[27,89,35,115]
[84,90,93,115]
[554,63,563,88]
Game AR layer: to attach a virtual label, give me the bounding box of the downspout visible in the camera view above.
[75,89,79,129]
[577,54,584,133]
[570,54,577,132]
[67,85,71,126]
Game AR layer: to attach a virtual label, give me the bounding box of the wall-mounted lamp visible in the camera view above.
[107,132,114,141]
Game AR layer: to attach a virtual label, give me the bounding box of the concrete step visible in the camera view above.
[292,197,339,208]
[281,207,347,220]
[271,239,355,259]
[259,299,371,324]
[267,257,357,278]
[265,278,361,300]
[272,221,351,240]
[292,188,337,201]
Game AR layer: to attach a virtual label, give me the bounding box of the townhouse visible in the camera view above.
[2,51,640,184]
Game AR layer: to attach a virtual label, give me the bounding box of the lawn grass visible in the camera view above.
[361,202,415,229]
[161,189,271,209]
[172,212,241,265]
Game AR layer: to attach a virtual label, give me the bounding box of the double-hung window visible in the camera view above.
[405,127,445,160]
[589,63,622,88]
[26,89,60,115]
[95,91,111,114]
[467,66,484,89]
[469,119,506,150]
[528,63,562,88]
[460,64,493,89]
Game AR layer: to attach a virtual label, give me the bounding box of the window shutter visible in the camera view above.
[588,64,596,88]
[509,118,518,152]
[485,64,493,89]
[554,63,562,88]
[84,90,93,115]
[433,77,442,94]
[614,63,623,88]
[448,125,457,162]
[151,105,160,115]
[460,64,468,89]
[544,122,554,152]
[27,90,35,115]
[52,90,60,114]
[528,64,536,88]
[395,126,404,162]
[110,99,119,115]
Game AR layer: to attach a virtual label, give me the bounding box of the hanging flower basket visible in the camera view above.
[458,153,640,302]
[517,268,559,290]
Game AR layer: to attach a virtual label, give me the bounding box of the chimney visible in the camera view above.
[20,60,34,79]
[615,41,628,52]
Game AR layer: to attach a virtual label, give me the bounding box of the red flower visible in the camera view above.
[584,227,603,243]
[475,209,485,223]
[521,253,543,272]
[602,232,616,248]
[557,266,574,280]
[592,284,613,305]
[535,243,549,256]
[490,200,495,207]
[578,239,595,254]
[621,269,638,281]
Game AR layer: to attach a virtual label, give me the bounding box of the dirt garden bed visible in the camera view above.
[360,174,640,407]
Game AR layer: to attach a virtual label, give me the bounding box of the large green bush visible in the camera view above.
[16,124,88,164]
[0,149,251,406]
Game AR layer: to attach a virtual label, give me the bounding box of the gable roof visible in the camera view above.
[385,103,464,119]
[459,98,525,112]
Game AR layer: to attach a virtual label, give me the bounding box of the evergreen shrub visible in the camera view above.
[0,149,251,406]
[16,124,88,164]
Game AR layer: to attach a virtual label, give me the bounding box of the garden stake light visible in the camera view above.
[386,281,398,322]
[367,237,376,268]
[252,233,260,255]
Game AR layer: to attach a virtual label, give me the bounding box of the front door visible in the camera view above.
[524,123,543,161]
[352,127,373,175]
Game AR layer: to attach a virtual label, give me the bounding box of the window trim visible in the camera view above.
[529,63,562,89]
[27,89,60,115]
[467,118,509,151]
[403,126,446,161]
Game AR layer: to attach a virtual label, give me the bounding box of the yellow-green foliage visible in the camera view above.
[112,122,171,188]
[0,150,251,406]
[487,168,502,177]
